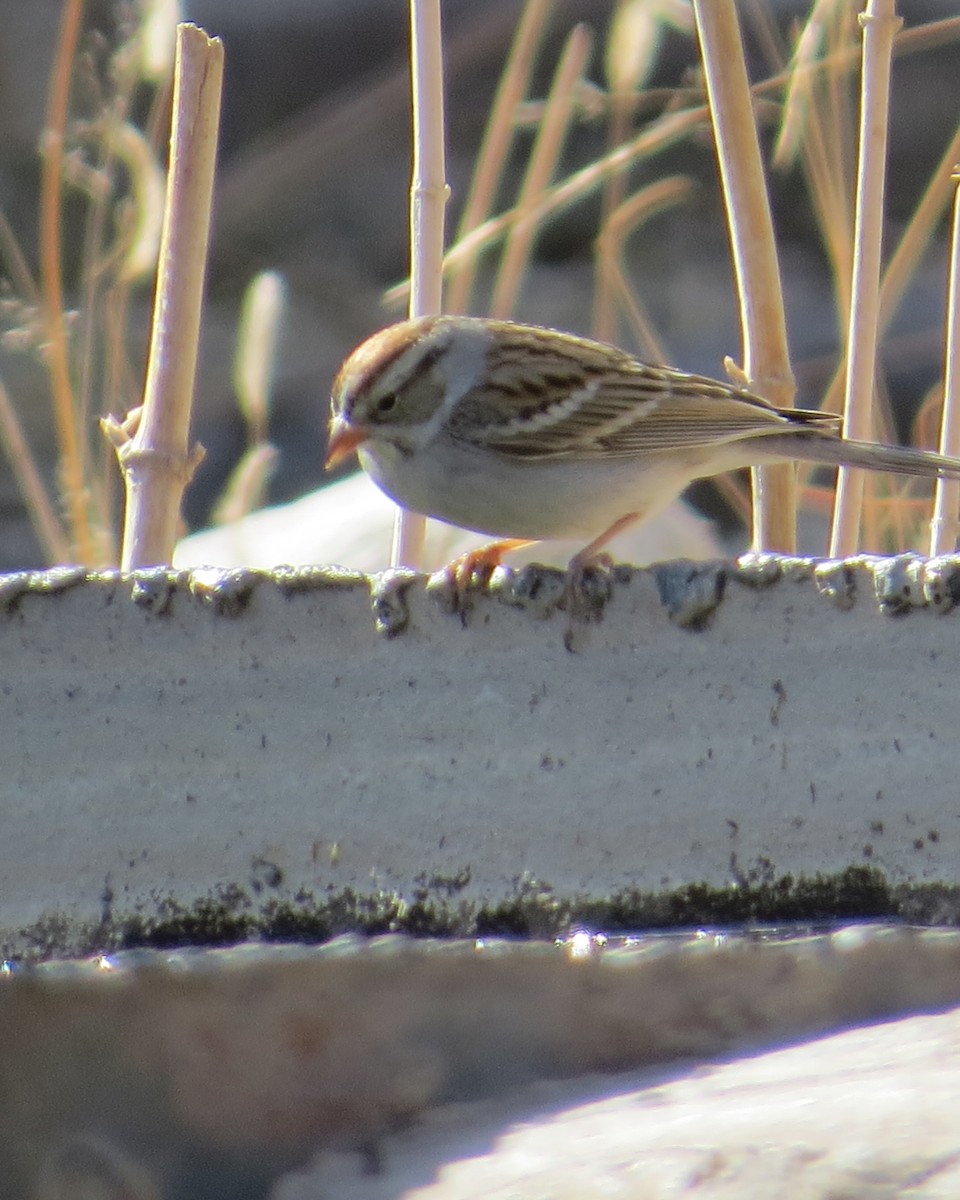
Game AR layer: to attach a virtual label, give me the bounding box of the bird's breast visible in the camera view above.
[357,437,699,541]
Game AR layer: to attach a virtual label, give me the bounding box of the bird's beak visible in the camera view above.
[324,416,368,470]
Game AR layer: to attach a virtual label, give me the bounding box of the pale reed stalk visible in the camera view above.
[830,0,902,556]
[693,0,797,552]
[930,174,960,556]
[102,24,222,569]
[392,0,449,569]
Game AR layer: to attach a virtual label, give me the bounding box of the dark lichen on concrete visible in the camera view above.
[873,554,928,615]
[8,866,960,965]
[116,883,256,949]
[369,568,419,635]
[3,556,960,640]
[0,567,86,612]
[654,560,727,627]
[187,567,262,616]
[272,563,367,594]
[922,556,960,612]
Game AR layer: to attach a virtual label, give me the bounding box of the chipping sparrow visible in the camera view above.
[326,315,960,563]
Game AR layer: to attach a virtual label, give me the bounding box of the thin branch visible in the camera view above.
[593,0,640,345]
[0,373,70,563]
[386,103,708,308]
[0,210,41,306]
[773,0,857,328]
[447,0,553,315]
[880,122,960,329]
[489,24,592,319]
[39,0,93,563]
[593,0,692,345]
[595,176,694,362]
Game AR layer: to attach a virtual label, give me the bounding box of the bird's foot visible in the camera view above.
[563,551,614,618]
[437,539,533,617]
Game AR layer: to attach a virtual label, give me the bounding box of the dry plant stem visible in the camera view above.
[930,173,960,556]
[0,376,70,563]
[0,212,40,306]
[76,119,129,442]
[593,0,637,346]
[879,122,960,336]
[824,3,858,319]
[213,272,285,524]
[214,9,516,258]
[0,207,68,558]
[892,16,960,58]
[100,82,173,428]
[490,24,592,319]
[779,6,960,286]
[392,0,448,569]
[813,121,960,429]
[74,118,144,563]
[446,0,554,315]
[234,271,285,443]
[39,0,94,564]
[387,105,709,309]
[396,17,959,303]
[596,178,694,363]
[407,0,447,321]
[829,0,902,557]
[778,1,856,326]
[692,0,797,553]
[212,443,280,527]
[103,25,222,570]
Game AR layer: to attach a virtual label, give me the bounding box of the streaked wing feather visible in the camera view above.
[448,323,839,461]
[589,396,839,457]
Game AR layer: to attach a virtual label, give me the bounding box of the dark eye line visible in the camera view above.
[365,339,447,421]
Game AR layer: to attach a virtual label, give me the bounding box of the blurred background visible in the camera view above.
[0,0,958,569]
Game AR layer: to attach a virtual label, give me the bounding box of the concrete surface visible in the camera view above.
[309,1004,960,1200]
[5,556,960,1199]
[2,554,960,955]
[2,928,960,1199]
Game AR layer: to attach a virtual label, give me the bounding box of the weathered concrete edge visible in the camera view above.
[4,552,960,962]
[2,548,959,626]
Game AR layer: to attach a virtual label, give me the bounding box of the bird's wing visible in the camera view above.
[449,328,837,462]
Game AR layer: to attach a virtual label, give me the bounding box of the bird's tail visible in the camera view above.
[753,431,960,481]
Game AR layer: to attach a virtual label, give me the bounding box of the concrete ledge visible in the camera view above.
[3,929,960,1197]
[2,555,960,955]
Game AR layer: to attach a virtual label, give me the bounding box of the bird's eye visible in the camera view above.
[375,392,398,416]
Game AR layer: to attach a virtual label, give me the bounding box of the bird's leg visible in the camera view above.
[564,512,642,625]
[568,512,642,574]
[444,538,534,603]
